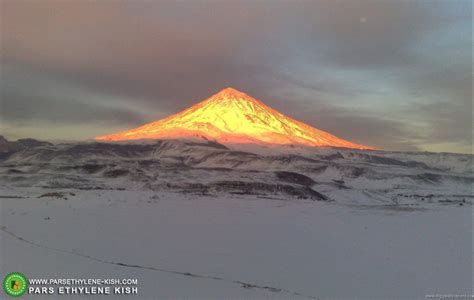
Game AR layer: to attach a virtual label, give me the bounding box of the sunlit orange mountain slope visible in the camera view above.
[96,88,374,149]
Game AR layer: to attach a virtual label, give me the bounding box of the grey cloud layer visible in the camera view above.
[1,1,471,152]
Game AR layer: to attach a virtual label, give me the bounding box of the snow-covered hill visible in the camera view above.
[1,137,471,207]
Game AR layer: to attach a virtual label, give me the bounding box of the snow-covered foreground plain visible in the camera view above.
[0,188,472,299]
[0,138,472,299]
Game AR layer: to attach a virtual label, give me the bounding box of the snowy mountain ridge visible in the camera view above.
[1,137,471,207]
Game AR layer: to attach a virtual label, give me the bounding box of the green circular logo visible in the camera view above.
[3,272,28,297]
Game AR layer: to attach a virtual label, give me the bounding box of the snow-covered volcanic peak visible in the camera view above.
[95,87,374,150]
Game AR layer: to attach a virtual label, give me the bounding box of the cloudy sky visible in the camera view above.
[1,1,472,153]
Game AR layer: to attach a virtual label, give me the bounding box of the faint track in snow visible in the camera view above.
[0,226,318,299]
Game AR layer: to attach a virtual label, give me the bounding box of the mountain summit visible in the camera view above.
[95,87,374,149]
